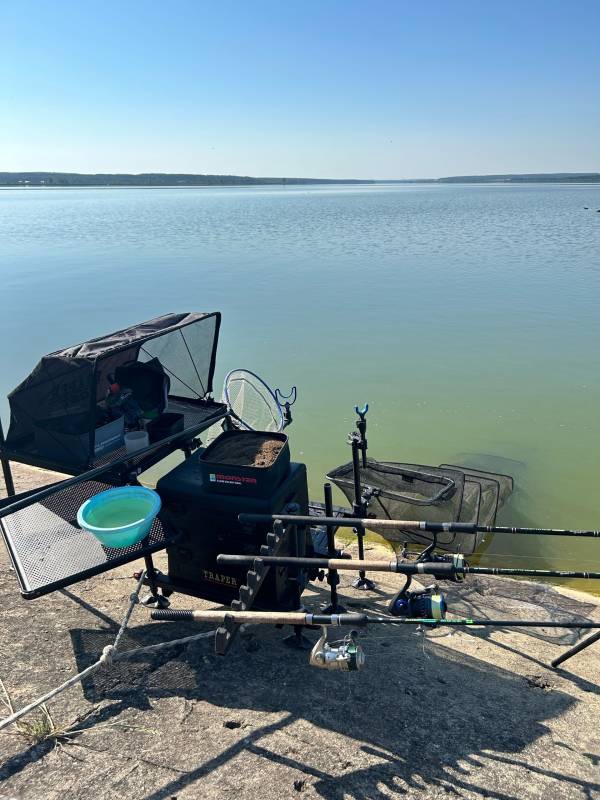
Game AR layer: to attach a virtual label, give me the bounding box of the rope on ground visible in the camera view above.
[0,572,217,733]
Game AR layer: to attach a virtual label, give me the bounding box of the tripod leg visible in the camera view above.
[551,629,600,669]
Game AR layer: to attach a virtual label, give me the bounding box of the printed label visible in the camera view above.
[201,570,238,586]
[209,472,257,486]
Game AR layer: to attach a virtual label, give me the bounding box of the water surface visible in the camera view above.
[1,184,599,589]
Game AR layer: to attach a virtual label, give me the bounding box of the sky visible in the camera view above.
[1,0,599,179]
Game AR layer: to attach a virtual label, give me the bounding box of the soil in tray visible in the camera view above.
[205,434,284,468]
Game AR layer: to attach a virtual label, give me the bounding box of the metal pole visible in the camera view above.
[551,630,600,668]
[321,482,345,613]
[237,513,600,539]
[0,417,15,497]
[350,431,375,590]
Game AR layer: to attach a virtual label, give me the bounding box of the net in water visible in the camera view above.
[327,459,514,554]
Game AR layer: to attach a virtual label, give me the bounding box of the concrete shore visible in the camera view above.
[1,464,599,799]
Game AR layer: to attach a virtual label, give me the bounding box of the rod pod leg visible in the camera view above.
[321,482,346,613]
[352,524,376,591]
[551,629,600,669]
[349,424,375,591]
[140,555,171,609]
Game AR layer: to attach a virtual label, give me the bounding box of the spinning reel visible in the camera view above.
[388,534,464,622]
[388,576,447,622]
[309,628,365,671]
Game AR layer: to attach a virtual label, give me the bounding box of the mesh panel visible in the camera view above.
[224,371,283,432]
[92,399,226,468]
[440,466,507,527]
[0,479,171,597]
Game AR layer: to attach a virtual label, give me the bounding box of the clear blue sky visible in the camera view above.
[1,0,599,178]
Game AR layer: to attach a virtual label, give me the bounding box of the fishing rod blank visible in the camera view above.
[237,513,600,539]
[365,616,600,629]
[217,553,600,580]
[150,608,600,630]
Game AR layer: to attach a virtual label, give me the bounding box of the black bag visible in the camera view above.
[114,358,170,421]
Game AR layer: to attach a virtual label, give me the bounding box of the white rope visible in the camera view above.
[0,572,216,733]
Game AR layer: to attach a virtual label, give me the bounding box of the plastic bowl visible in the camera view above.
[77,486,161,549]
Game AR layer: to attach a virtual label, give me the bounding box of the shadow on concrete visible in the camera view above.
[38,608,594,800]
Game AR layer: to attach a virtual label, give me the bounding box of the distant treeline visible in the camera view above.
[1,171,598,187]
[439,173,600,183]
[390,173,600,184]
[0,172,371,187]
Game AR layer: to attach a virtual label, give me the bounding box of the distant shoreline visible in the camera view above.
[1,171,599,188]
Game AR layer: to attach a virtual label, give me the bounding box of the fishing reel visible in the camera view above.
[388,575,447,623]
[427,553,467,583]
[309,628,365,671]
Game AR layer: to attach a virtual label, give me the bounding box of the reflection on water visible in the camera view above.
[1,184,599,592]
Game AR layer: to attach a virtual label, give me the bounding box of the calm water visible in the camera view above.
[1,184,599,589]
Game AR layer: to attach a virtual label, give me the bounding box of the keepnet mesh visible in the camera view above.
[327,459,513,554]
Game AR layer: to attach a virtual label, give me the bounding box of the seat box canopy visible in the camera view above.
[5,312,221,470]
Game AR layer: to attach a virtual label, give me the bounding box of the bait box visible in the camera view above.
[198,430,290,496]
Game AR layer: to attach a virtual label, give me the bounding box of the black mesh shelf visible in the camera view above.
[0,479,175,599]
[1,399,227,476]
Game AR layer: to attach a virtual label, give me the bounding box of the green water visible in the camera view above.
[86,497,153,529]
[1,184,599,590]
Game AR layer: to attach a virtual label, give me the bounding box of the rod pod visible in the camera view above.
[349,404,375,590]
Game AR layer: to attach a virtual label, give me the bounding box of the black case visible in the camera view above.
[156,449,309,608]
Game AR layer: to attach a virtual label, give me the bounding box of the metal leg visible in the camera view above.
[551,629,600,669]
[350,431,375,591]
[282,521,312,649]
[140,554,170,608]
[352,524,375,591]
[321,482,346,613]
[0,418,15,498]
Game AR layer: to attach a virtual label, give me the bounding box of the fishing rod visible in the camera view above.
[217,553,600,581]
[151,608,600,630]
[151,608,600,672]
[238,512,600,539]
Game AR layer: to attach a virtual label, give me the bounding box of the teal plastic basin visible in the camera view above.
[77,486,161,549]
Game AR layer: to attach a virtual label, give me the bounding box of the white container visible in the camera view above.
[124,430,150,454]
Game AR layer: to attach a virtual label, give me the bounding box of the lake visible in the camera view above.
[1,184,599,589]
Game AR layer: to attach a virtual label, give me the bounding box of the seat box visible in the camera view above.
[156,450,308,608]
